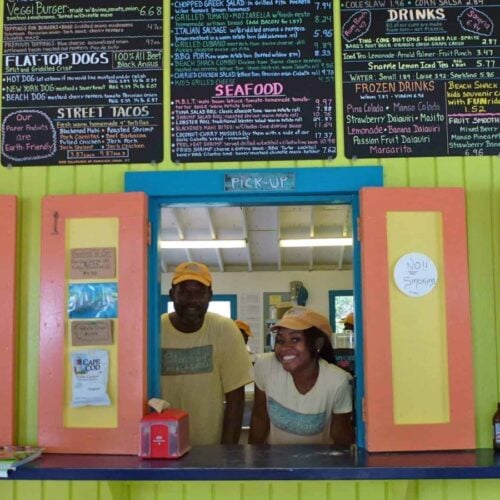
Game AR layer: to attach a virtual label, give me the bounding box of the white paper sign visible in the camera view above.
[393,252,438,298]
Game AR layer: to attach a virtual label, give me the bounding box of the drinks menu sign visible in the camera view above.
[1,0,163,167]
[171,0,336,162]
[341,0,499,158]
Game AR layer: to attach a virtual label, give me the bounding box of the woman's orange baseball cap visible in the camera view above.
[271,306,332,337]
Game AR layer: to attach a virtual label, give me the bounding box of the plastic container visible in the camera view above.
[335,330,354,349]
[139,409,191,459]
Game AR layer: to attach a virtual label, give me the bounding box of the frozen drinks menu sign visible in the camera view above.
[341,0,499,158]
[171,0,336,162]
[1,0,163,166]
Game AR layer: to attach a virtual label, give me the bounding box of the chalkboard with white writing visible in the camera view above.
[171,0,336,162]
[1,0,163,166]
[341,0,499,158]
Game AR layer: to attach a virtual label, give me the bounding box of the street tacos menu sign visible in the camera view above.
[341,0,499,158]
[1,0,163,166]
[171,0,336,162]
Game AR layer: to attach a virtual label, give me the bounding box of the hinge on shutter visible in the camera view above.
[147,221,152,246]
[51,211,59,235]
[357,216,361,242]
[362,397,367,422]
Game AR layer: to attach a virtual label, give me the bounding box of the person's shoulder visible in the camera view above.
[253,352,275,378]
[321,359,353,382]
[254,352,279,372]
[204,313,242,346]
[254,352,274,366]
[160,312,172,327]
[204,312,238,331]
[205,311,232,324]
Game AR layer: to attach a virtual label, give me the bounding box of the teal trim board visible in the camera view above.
[125,167,383,450]
[126,167,383,198]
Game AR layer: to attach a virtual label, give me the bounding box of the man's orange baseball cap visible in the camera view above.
[172,261,212,287]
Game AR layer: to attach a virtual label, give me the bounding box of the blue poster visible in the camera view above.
[68,283,118,319]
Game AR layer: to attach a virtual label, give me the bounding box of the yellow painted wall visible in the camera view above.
[2,479,500,500]
[0,1,499,499]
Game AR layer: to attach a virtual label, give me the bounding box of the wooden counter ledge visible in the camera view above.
[3,446,500,481]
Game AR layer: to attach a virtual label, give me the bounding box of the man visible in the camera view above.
[235,319,252,345]
[235,319,256,363]
[161,262,252,445]
[341,312,354,332]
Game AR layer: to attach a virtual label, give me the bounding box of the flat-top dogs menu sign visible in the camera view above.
[1,0,163,166]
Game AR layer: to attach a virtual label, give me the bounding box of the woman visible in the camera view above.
[249,306,354,445]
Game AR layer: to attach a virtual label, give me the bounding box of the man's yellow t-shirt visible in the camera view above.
[161,312,252,445]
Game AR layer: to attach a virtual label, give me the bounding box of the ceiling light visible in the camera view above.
[279,238,352,248]
[160,239,247,249]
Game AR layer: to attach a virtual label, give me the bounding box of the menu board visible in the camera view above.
[1,0,163,167]
[341,1,499,158]
[171,0,336,162]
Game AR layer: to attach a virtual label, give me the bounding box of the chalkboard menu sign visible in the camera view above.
[341,1,499,158]
[1,0,163,167]
[171,0,336,162]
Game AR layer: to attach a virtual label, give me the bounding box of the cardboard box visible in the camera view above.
[139,409,190,459]
[276,301,294,319]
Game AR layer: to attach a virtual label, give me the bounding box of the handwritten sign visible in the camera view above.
[71,320,113,346]
[171,0,336,162]
[1,0,163,167]
[341,0,499,158]
[393,252,438,298]
[70,247,116,279]
[224,173,295,192]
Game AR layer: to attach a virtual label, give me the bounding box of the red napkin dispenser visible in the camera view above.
[139,409,190,459]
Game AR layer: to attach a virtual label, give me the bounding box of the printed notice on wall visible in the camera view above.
[70,247,116,279]
[1,0,163,167]
[71,320,113,346]
[171,0,336,162]
[341,0,499,158]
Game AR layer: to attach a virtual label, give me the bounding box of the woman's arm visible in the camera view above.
[248,385,270,444]
[330,412,354,447]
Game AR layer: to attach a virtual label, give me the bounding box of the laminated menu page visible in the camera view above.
[0,446,43,477]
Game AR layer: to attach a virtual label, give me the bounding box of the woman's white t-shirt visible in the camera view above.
[253,353,352,444]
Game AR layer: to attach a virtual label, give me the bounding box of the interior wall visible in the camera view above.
[162,270,352,310]
[163,269,352,351]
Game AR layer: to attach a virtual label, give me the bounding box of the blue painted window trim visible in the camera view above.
[125,166,383,449]
[329,289,354,333]
[214,294,237,319]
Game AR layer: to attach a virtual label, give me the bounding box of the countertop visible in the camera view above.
[4,446,500,481]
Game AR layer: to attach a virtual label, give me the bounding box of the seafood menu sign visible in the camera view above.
[171,0,337,162]
[341,0,499,158]
[1,0,163,166]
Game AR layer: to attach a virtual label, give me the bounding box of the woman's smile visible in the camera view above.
[274,328,314,373]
